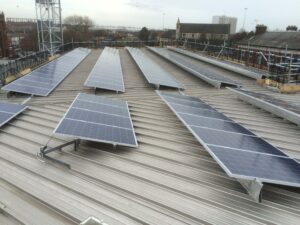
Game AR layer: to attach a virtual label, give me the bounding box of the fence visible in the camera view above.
[0,51,48,84]
[181,41,300,84]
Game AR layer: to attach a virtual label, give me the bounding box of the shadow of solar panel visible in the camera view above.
[84,47,125,92]
[0,102,27,127]
[127,47,184,89]
[2,48,91,96]
[157,90,300,189]
[54,93,138,147]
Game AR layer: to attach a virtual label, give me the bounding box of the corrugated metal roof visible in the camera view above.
[0,48,300,225]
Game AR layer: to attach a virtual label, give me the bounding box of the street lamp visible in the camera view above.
[162,13,165,30]
[242,8,248,31]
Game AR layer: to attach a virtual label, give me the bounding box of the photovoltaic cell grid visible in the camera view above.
[126,47,184,89]
[233,89,300,114]
[148,47,240,88]
[157,91,300,187]
[54,93,138,147]
[167,46,264,80]
[84,47,125,92]
[0,102,27,127]
[2,48,91,96]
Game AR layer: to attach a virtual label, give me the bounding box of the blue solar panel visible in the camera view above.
[210,146,300,186]
[0,102,27,127]
[157,91,300,189]
[127,47,184,89]
[2,48,91,96]
[54,93,138,147]
[148,47,239,88]
[84,47,125,92]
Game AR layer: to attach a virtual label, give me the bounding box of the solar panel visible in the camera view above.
[147,47,240,88]
[54,93,138,147]
[2,48,91,96]
[0,102,27,127]
[229,88,300,126]
[84,47,125,92]
[126,47,184,89]
[157,91,300,196]
[167,46,264,80]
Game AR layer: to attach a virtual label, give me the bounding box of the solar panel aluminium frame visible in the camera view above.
[229,87,300,126]
[156,91,300,188]
[147,47,240,89]
[0,103,28,127]
[84,47,125,92]
[126,47,185,90]
[53,93,138,148]
[167,46,264,80]
[3,48,91,96]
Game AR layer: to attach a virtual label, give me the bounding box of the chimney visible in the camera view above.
[255,25,267,34]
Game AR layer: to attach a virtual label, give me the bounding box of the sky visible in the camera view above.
[1,0,299,31]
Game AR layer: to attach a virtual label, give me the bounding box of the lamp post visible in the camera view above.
[162,12,165,30]
[242,7,248,31]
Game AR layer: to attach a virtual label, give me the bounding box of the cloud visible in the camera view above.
[125,0,162,11]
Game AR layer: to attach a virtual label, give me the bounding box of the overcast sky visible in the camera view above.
[1,0,299,31]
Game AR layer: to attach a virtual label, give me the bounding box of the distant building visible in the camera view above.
[0,12,8,57]
[176,18,230,44]
[237,25,300,53]
[6,18,37,49]
[212,15,237,34]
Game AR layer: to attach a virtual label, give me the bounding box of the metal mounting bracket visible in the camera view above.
[238,178,263,202]
[38,139,80,169]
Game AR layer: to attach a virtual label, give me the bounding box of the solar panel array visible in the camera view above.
[230,88,300,126]
[2,48,91,96]
[0,102,27,127]
[167,46,264,80]
[148,47,239,88]
[127,47,184,89]
[85,47,125,92]
[54,93,138,147]
[157,91,300,188]
[232,88,300,114]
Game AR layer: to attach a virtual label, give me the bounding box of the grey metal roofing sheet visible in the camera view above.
[0,48,300,225]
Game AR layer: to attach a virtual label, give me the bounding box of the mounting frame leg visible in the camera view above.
[238,178,263,202]
[39,139,80,169]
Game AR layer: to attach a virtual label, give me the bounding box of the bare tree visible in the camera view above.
[63,15,95,43]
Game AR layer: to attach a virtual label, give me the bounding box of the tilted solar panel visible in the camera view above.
[148,47,239,88]
[229,88,300,126]
[54,93,138,147]
[126,47,184,89]
[157,91,300,201]
[0,102,27,127]
[2,48,91,96]
[85,47,125,92]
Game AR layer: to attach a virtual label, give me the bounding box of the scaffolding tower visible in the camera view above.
[35,0,63,55]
